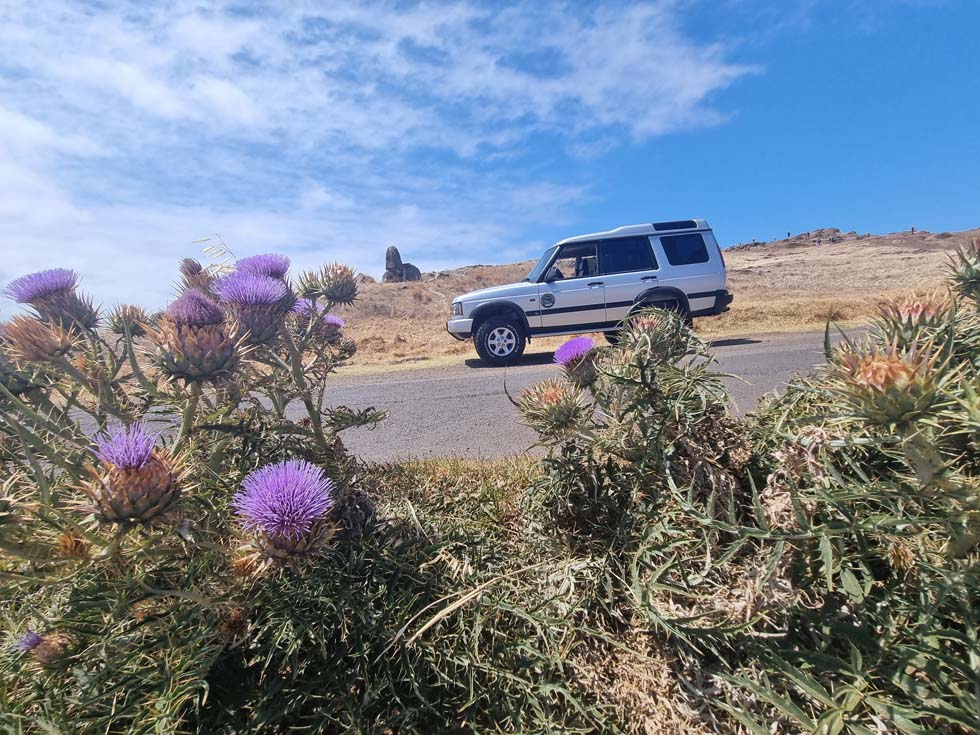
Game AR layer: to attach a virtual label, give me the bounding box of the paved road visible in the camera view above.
[328,330,834,463]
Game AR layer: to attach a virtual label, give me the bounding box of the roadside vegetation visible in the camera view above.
[1,240,979,733]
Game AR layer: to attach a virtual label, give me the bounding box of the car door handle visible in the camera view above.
[641,275,658,282]
[587,281,604,287]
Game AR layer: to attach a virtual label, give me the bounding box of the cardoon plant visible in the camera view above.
[233,459,337,561]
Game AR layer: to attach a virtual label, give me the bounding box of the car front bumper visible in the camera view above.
[446,317,474,340]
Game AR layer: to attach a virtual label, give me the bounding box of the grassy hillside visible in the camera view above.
[339,226,979,368]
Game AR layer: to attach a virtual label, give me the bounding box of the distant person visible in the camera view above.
[787,231,791,238]
[911,225,916,234]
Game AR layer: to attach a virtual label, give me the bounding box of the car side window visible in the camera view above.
[548,242,597,281]
[598,236,657,275]
[660,233,710,266]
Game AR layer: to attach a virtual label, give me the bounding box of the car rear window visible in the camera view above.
[660,233,710,266]
[599,236,657,274]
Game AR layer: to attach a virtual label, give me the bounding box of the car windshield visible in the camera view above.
[524,245,558,282]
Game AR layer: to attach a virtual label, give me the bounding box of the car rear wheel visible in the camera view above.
[474,316,527,366]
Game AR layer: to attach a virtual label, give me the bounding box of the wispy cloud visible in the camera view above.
[0,0,755,316]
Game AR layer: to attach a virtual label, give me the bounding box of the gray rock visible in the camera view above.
[385,245,403,273]
[402,263,421,281]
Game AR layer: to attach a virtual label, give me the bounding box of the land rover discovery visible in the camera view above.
[446,219,732,365]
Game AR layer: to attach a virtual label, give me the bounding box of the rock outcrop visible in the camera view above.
[382,245,422,282]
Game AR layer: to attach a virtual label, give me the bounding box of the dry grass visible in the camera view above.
[337,227,979,370]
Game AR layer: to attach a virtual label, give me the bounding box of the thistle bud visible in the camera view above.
[232,460,337,563]
[108,304,151,338]
[214,271,291,345]
[3,316,73,362]
[948,238,980,304]
[622,308,694,364]
[835,344,945,425]
[299,263,358,306]
[56,528,89,558]
[178,258,215,293]
[875,293,951,347]
[519,378,587,437]
[147,291,239,383]
[16,630,72,669]
[83,423,180,523]
[0,329,35,396]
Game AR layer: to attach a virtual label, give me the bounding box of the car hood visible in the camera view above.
[455,282,535,303]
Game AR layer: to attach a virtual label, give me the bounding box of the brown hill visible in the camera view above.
[339,226,979,368]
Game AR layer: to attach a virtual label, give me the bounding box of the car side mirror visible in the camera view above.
[544,267,560,283]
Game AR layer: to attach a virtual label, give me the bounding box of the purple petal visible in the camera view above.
[236,253,290,279]
[232,460,335,541]
[14,630,43,652]
[215,272,288,307]
[94,422,156,469]
[167,290,225,326]
[554,336,595,366]
[5,269,79,304]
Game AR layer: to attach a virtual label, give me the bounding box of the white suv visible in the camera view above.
[447,219,732,365]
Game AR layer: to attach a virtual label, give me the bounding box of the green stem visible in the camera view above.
[279,325,330,454]
[174,381,202,452]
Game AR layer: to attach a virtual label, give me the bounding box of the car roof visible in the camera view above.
[556,219,710,245]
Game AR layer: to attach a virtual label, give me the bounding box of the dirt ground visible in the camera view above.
[336,226,979,371]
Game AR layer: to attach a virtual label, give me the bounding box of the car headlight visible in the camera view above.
[451,302,463,317]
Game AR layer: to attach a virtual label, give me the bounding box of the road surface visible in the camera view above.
[327,330,833,462]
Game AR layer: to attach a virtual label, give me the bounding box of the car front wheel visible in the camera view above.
[474,316,527,366]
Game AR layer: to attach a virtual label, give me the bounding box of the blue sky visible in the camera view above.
[1,0,978,315]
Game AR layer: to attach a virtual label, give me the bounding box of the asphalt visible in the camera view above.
[325,330,834,463]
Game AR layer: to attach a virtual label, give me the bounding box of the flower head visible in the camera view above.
[215,272,288,307]
[236,253,290,280]
[108,304,151,337]
[233,460,335,542]
[554,336,594,366]
[14,630,43,652]
[5,269,78,304]
[3,316,73,361]
[166,290,224,326]
[94,422,156,469]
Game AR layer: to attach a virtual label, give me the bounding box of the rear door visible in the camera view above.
[537,241,606,331]
[652,231,725,314]
[598,235,660,324]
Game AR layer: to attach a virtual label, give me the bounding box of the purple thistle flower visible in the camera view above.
[232,460,335,541]
[554,336,595,366]
[167,290,224,326]
[14,630,43,652]
[94,422,156,469]
[215,272,288,307]
[5,269,78,304]
[323,314,344,329]
[236,253,290,280]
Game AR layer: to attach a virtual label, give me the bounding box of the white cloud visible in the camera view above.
[0,0,755,317]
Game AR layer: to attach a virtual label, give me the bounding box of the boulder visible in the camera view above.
[382,244,422,282]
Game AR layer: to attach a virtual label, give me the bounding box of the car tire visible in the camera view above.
[474,316,527,366]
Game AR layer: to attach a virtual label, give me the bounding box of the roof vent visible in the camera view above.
[652,220,697,231]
